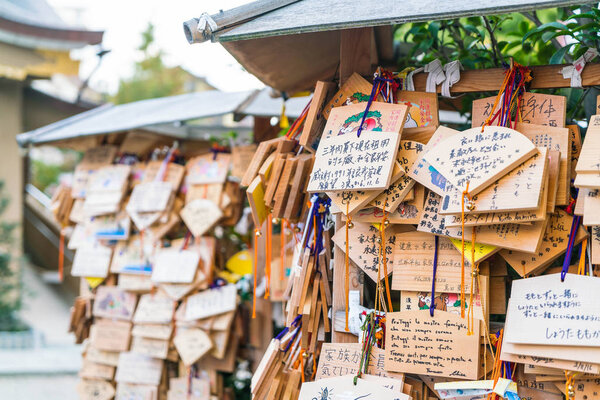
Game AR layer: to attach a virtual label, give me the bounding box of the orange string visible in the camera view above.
[381,212,393,312]
[460,182,470,318]
[280,219,286,281]
[300,351,306,383]
[468,227,477,335]
[487,329,505,400]
[578,238,588,275]
[252,229,259,319]
[345,202,351,332]
[265,214,272,299]
[58,228,65,283]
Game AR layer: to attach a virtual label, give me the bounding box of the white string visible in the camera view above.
[560,48,599,88]
[423,59,446,93]
[197,12,218,34]
[441,60,463,98]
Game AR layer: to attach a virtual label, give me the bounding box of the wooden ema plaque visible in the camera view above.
[322,101,408,140]
[516,121,571,206]
[408,126,459,196]
[322,72,373,119]
[471,92,566,128]
[440,147,548,215]
[384,310,480,379]
[504,273,600,347]
[369,140,424,212]
[499,209,588,277]
[396,90,439,143]
[332,222,394,282]
[418,191,547,253]
[392,232,474,293]
[423,126,537,195]
[307,130,401,192]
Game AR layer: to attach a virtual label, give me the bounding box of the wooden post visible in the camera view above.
[331,215,361,343]
[339,27,374,86]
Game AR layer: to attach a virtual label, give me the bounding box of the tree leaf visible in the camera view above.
[549,43,574,64]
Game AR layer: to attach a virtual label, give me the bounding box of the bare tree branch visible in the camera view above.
[482,16,504,67]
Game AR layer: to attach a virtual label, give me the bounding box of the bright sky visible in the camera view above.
[47,0,263,94]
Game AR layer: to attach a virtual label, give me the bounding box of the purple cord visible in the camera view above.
[430,235,439,317]
[561,215,581,282]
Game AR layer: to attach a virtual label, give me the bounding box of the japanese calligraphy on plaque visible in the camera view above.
[307,130,401,192]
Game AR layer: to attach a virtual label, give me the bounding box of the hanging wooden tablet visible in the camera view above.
[71,244,113,278]
[347,185,424,224]
[231,144,257,181]
[384,310,480,379]
[307,130,401,192]
[92,286,137,321]
[130,336,169,359]
[369,140,424,211]
[79,359,115,380]
[283,154,313,220]
[408,126,459,196]
[89,319,132,352]
[151,248,200,284]
[322,101,408,138]
[322,72,373,119]
[328,157,405,216]
[240,137,282,187]
[272,157,298,217]
[299,376,406,400]
[115,383,157,400]
[180,199,223,237]
[443,154,550,227]
[423,126,537,195]
[185,284,237,321]
[471,93,566,128]
[392,232,473,293]
[246,175,267,228]
[499,210,588,277]
[186,153,230,185]
[546,149,560,212]
[516,122,570,205]
[399,276,488,321]
[77,379,115,400]
[127,181,172,213]
[504,273,600,347]
[264,153,288,206]
[332,221,394,282]
[418,191,548,253]
[440,147,547,214]
[142,161,185,191]
[133,294,175,325]
[396,90,439,143]
[592,226,600,265]
[115,352,163,386]
[584,190,600,225]
[299,81,337,150]
[78,145,118,169]
[173,328,213,366]
[568,124,582,179]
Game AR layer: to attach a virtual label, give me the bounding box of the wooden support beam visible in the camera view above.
[412,63,600,94]
[339,27,373,86]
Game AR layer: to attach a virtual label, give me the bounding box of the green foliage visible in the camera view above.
[113,23,189,104]
[0,181,24,331]
[393,5,600,122]
[523,7,600,64]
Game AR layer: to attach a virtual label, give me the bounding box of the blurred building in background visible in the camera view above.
[0,0,103,232]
